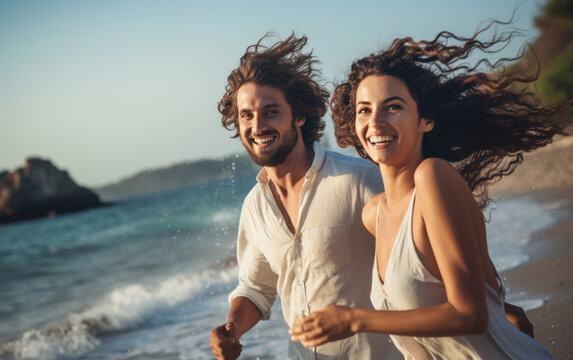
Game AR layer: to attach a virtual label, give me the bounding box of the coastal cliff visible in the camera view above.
[0,158,102,224]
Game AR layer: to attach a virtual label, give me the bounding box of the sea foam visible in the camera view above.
[0,267,238,360]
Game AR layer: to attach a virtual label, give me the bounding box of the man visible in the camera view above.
[209,33,396,359]
[209,34,532,360]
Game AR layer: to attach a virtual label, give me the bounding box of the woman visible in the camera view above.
[290,28,569,359]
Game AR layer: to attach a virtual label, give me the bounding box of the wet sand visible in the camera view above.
[492,135,573,359]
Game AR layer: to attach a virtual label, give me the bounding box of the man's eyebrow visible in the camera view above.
[262,103,281,109]
[238,106,252,112]
[239,103,281,112]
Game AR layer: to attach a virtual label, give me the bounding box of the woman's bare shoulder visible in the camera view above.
[414,158,468,193]
[413,157,478,216]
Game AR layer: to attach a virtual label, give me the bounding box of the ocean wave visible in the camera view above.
[0,267,237,360]
[210,208,238,224]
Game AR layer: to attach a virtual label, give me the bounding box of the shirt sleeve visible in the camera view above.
[361,165,384,206]
[228,200,278,320]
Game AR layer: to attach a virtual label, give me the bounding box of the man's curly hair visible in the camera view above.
[218,33,329,146]
[331,25,571,208]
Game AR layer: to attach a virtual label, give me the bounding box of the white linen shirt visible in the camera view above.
[229,142,400,359]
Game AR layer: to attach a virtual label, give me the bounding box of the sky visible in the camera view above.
[0,0,545,186]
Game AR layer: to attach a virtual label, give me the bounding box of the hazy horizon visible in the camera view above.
[1,0,545,186]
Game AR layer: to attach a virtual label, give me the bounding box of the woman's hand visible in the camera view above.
[289,305,356,347]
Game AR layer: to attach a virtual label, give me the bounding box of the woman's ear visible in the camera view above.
[420,117,434,133]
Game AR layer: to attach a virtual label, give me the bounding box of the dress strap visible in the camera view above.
[375,193,384,238]
[409,188,417,208]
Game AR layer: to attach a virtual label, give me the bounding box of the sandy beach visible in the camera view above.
[491,135,573,359]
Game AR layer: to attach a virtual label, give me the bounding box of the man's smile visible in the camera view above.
[252,134,277,146]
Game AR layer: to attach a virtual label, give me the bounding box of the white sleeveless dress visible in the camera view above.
[370,189,553,359]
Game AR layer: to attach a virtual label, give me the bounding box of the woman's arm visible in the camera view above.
[290,158,490,346]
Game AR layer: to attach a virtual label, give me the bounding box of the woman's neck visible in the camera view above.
[379,153,423,208]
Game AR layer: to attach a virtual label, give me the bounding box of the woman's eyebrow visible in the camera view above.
[383,96,406,104]
[356,96,407,106]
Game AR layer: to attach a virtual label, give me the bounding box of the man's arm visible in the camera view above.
[229,296,264,337]
[210,297,263,360]
[209,196,279,359]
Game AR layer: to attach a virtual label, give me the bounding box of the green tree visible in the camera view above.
[537,43,573,104]
[544,0,573,18]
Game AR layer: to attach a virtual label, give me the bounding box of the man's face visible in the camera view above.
[236,83,302,167]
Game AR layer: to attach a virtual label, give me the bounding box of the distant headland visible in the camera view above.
[94,153,260,201]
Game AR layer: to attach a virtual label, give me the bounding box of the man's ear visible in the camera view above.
[420,117,434,133]
[295,117,306,127]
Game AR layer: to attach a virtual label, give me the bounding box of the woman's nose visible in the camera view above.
[369,109,386,127]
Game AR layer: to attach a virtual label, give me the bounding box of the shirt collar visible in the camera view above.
[256,141,326,184]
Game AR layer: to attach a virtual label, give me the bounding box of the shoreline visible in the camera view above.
[499,185,573,359]
[490,134,573,358]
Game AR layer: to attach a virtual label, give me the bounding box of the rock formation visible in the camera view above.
[0,158,102,224]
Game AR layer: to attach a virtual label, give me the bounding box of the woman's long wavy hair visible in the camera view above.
[218,33,329,146]
[331,25,571,208]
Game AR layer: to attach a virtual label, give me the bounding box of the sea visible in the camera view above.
[0,172,568,360]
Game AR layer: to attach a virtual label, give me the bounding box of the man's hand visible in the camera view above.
[209,322,243,360]
[504,302,534,338]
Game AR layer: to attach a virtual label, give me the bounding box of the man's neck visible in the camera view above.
[265,142,314,234]
[265,142,314,196]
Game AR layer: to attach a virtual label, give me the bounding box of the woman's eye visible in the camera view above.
[357,107,370,114]
[387,104,402,111]
[240,113,253,120]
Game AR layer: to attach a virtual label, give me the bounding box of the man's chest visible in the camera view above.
[251,189,360,273]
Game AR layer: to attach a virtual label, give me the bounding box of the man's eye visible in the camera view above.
[240,113,253,119]
[265,110,278,116]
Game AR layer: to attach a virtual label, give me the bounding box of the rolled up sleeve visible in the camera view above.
[228,208,278,320]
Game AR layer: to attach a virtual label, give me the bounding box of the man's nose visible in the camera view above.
[252,113,266,134]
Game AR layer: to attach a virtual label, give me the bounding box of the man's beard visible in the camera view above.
[242,123,299,167]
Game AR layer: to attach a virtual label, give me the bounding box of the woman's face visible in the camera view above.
[355,74,432,166]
